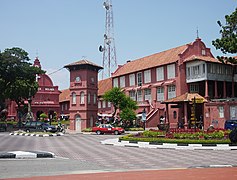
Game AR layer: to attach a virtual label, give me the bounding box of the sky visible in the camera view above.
[1,0,236,90]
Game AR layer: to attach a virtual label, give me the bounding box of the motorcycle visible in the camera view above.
[57,124,66,134]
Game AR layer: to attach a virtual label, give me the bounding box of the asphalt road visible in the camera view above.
[1,132,237,179]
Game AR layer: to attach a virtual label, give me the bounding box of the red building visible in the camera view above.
[59,38,237,130]
[96,38,237,130]
[7,57,61,120]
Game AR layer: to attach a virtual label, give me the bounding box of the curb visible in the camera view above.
[0,151,55,159]
[101,138,237,150]
[9,132,64,137]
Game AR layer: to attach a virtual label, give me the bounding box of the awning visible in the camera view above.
[141,84,151,89]
[162,92,207,104]
[152,82,163,87]
[125,87,135,91]
[163,80,175,85]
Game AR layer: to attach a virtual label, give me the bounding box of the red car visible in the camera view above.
[92,124,125,135]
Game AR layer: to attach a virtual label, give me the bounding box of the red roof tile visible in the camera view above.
[64,59,103,69]
[59,89,70,102]
[183,55,221,63]
[163,93,207,103]
[112,44,189,77]
[98,78,112,96]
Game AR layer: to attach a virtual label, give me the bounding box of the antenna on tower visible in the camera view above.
[99,0,117,79]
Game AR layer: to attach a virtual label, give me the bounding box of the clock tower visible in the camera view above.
[64,60,103,132]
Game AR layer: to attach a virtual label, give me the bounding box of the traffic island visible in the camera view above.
[0,151,55,159]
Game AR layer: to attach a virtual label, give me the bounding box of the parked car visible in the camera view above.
[92,124,125,135]
[24,121,57,133]
[224,120,237,130]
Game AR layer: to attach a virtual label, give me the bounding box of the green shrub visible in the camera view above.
[142,130,165,138]
[82,128,92,132]
[126,127,144,131]
[119,136,231,144]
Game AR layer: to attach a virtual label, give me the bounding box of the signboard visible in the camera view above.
[192,98,204,104]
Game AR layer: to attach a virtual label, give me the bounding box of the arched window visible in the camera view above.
[80,91,85,104]
[72,92,76,104]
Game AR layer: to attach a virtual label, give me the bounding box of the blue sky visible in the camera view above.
[1,0,236,90]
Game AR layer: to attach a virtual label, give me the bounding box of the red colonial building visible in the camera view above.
[7,57,61,120]
[97,38,237,130]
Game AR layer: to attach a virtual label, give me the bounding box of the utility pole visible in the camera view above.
[99,0,117,79]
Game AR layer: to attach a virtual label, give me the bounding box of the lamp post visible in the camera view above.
[142,108,146,130]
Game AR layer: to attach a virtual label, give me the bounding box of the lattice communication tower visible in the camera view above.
[99,0,117,79]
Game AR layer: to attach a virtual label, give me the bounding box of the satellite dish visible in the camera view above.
[99,45,104,52]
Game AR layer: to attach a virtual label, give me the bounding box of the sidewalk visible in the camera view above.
[5,167,237,180]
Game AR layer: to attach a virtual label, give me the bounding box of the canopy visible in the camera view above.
[163,93,207,104]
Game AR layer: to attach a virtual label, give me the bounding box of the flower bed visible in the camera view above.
[119,129,234,145]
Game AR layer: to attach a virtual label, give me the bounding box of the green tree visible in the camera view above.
[103,87,138,125]
[0,47,44,123]
[103,87,126,117]
[212,8,237,64]
[40,113,48,121]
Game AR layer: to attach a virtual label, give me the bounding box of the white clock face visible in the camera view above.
[75,76,81,82]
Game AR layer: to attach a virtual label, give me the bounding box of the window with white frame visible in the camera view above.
[168,85,176,99]
[219,106,224,118]
[144,89,151,102]
[144,70,151,83]
[120,76,125,88]
[113,78,118,87]
[202,49,206,56]
[137,90,142,101]
[72,92,76,104]
[157,87,164,101]
[129,74,135,86]
[98,101,101,108]
[61,105,64,111]
[102,100,106,108]
[137,72,142,86]
[190,84,199,93]
[129,90,136,101]
[167,64,175,79]
[156,67,164,81]
[108,101,111,108]
[93,93,97,104]
[80,91,85,104]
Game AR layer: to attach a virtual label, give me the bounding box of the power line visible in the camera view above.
[47,67,64,75]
